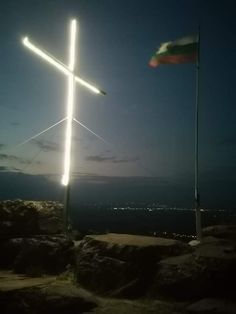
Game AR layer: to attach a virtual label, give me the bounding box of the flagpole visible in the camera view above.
[195,25,202,241]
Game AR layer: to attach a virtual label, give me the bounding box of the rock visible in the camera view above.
[195,238,235,257]
[202,225,236,242]
[0,200,63,237]
[75,233,192,297]
[186,298,236,314]
[154,238,236,300]
[0,238,23,268]
[0,271,188,314]
[14,235,74,275]
[0,271,97,314]
[0,200,69,273]
[93,298,187,314]
[0,235,74,275]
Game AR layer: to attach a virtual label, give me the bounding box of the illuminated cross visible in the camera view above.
[23,19,105,186]
[22,19,106,231]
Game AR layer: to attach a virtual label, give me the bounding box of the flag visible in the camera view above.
[149,35,198,67]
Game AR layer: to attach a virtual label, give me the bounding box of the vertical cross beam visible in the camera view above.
[62,20,76,187]
[62,20,76,233]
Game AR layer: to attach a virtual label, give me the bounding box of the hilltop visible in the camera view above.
[0,200,236,314]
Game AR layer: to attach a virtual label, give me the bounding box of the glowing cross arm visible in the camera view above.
[22,37,106,96]
[75,76,106,95]
[22,37,69,75]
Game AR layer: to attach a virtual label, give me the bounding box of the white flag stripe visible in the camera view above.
[171,35,198,46]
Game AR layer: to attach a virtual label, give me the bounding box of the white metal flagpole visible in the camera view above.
[195,25,202,241]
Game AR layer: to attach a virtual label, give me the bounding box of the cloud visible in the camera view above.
[69,174,195,207]
[0,166,10,171]
[0,166,20,172]
[0,171,61,200]
[0,153,29,165]
[86,155,115,162]
[85,154,139,164]
[112,157,140,163]
[0,170,235,209]
[32,139,61,152]
[0,153,40,168]
[72,171,101,177]
[85,175,168,185]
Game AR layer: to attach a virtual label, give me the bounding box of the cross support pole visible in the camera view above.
[63,183,71,235]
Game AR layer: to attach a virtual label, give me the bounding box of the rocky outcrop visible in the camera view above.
[1,201,236,312]
[75,227,236,302]
[0,200,73,275]
[75,233,192,297]
[0,235,74,275]
[153,233,236,300]
[0,270,189,314]
[0,200,63,237]
[1,235,74,275]
[0,271,97,314]
[202,225,236,241]
[186,298,236,314]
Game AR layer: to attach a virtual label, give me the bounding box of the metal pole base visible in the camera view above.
[195,206,202,241]
[63,184,71,236]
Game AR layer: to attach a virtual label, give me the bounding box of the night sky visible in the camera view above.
[0,0,235,209]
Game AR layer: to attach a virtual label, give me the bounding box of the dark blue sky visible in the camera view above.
[0,0,235,208]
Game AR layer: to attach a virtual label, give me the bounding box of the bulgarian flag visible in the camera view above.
[149,35,198,67]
